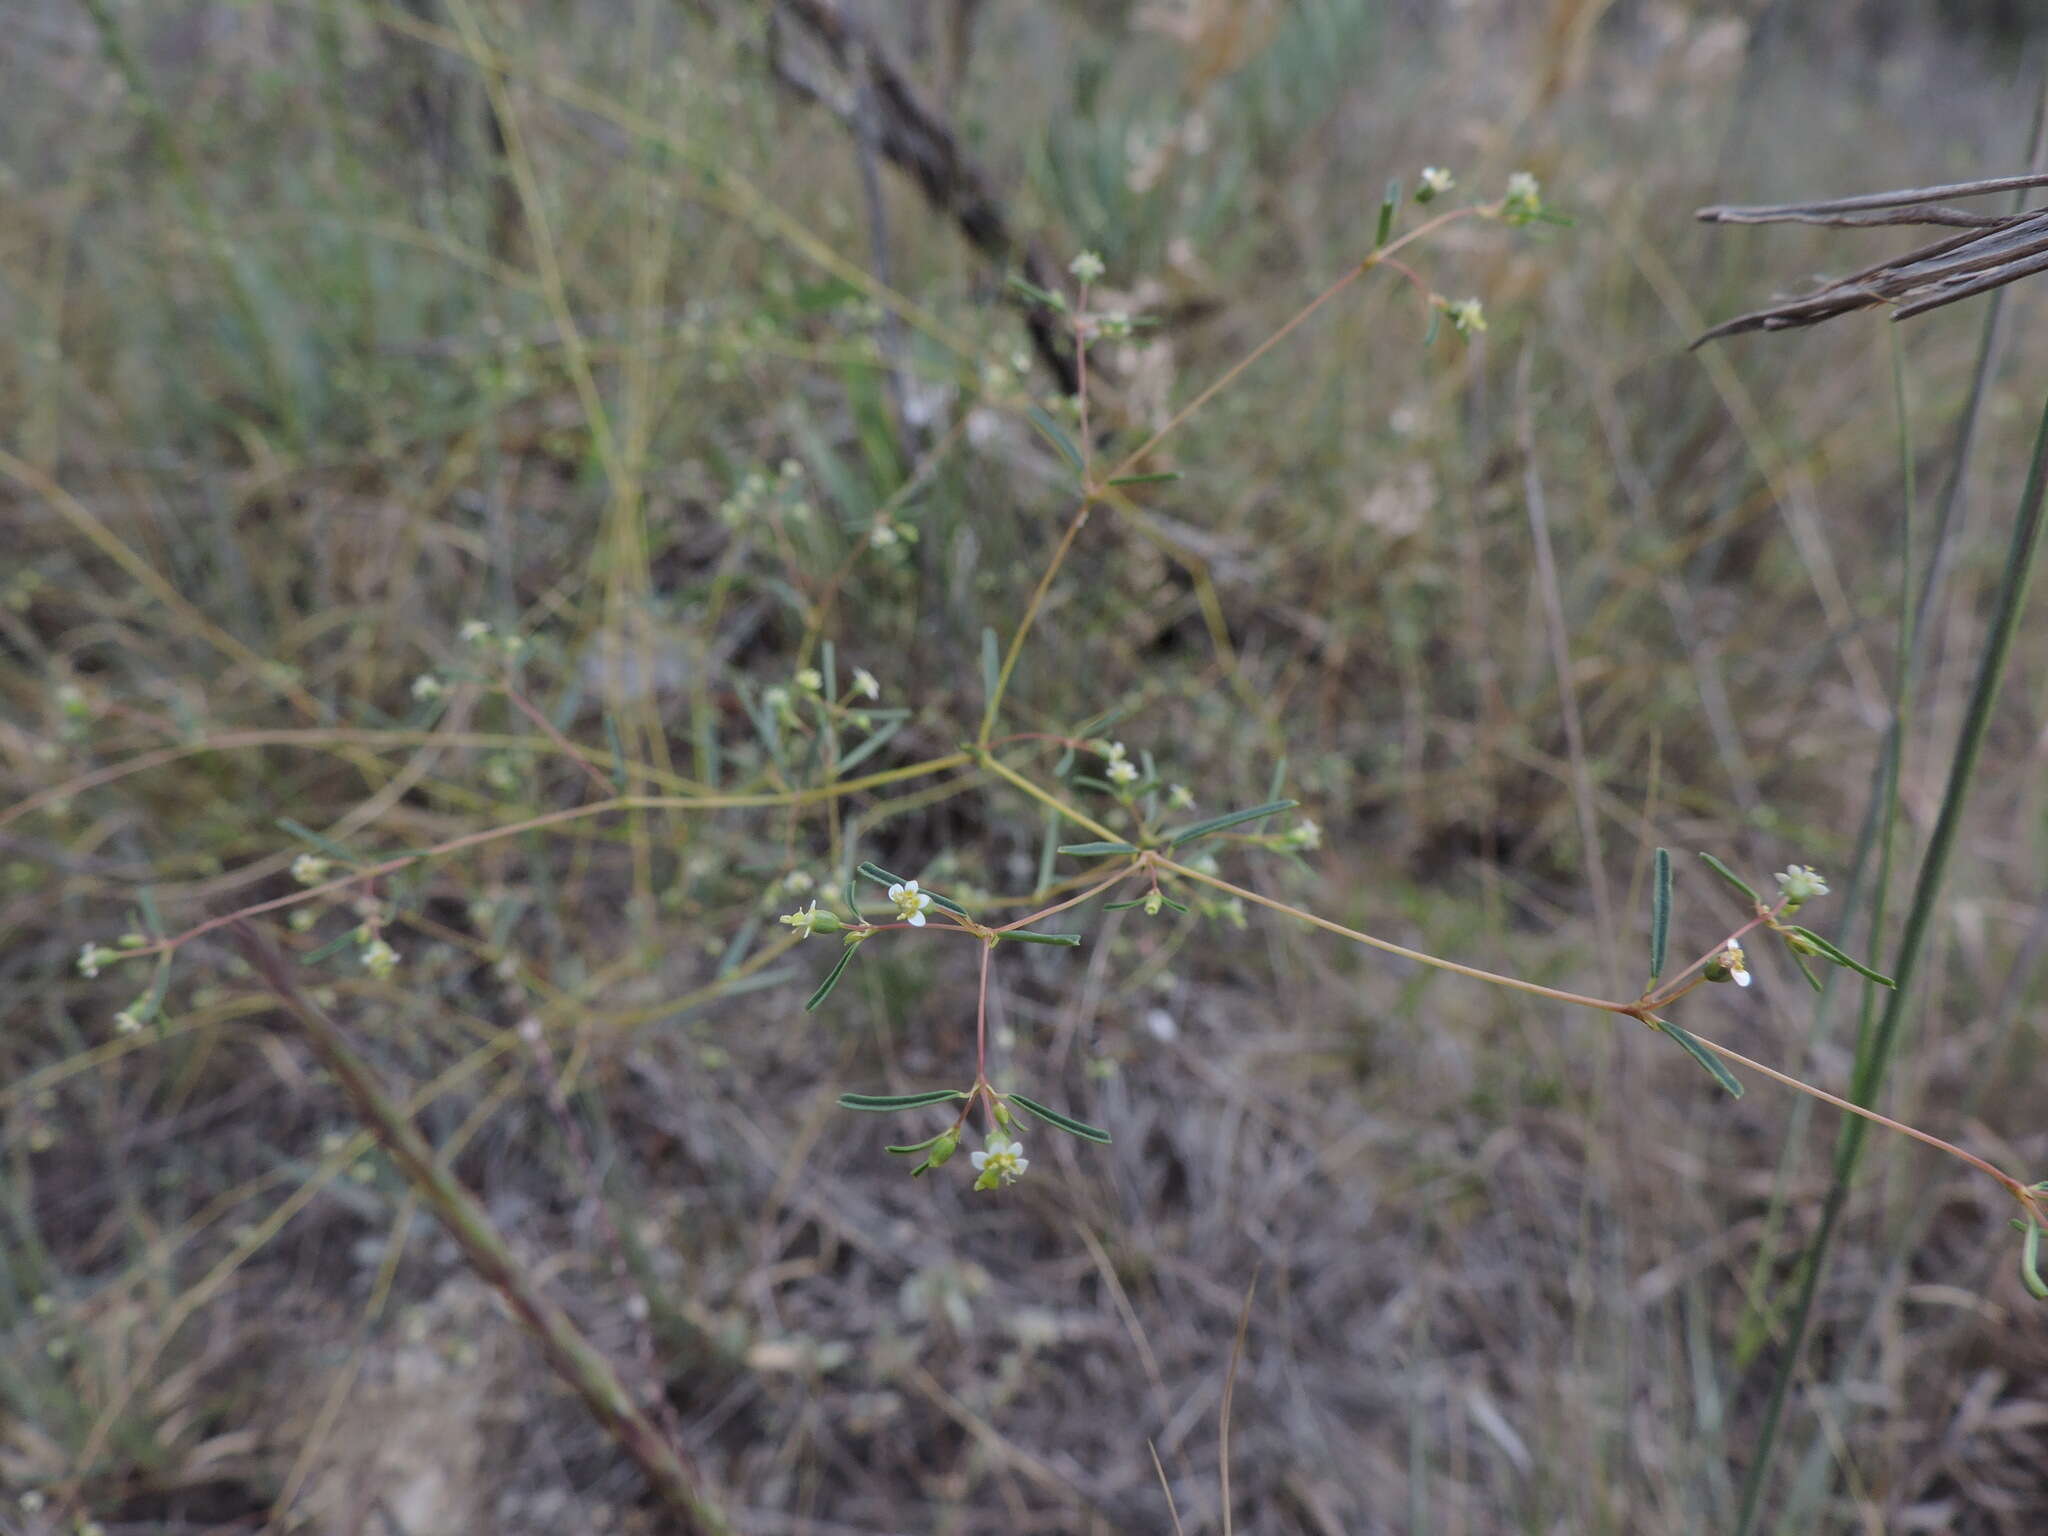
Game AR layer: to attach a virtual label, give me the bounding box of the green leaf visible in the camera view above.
[1376,176,1400,246]
[1648,847,1672,984]
[2022,1217,2046,1301]
[277,817,361,865]
[1164,799,1297,849]
[1698,852,1763,905]
[1785,926,1897,988]
[837,1089,971,1112]
[1648,1017,1744,1098]
[857,860,905,887]
[1057,841,1139,856]
[299,929,363,967]
[1105,471,1183,487]
[1789,950,1826,993]
[981,625,1001,716]
[835,713,909,773]
[1007,1092,1112,1143]
[1004,273,1067,312]
[998,930,1082,946]
[886,1131,954,1155]
[1025,403,1085,479]
[804,943,860,1012]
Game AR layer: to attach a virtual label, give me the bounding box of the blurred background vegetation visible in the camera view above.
[5,0,2047,1531]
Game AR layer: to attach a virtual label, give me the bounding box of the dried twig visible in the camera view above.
[768,0,1080,393]
[230,922,734,1536]
[1694,174,2048,344]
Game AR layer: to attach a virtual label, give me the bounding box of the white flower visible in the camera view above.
[1106,757,1139,785]
[971,1129,1029,1188]
[410,673,443,701]
[114,1011,143,1035]
[1419,165,1454,198]
[1068,250,1106,284]
[361,938,401,979]
[1713,943,1752,988]
[887,880,933,927]
[851,667,881,701]
[1775,865,1828,905]
[783,870,815,895]
[795,667,824,693]
[77,943,104,979]
[458,619,492,645]
[291,853,332,886]
[1168,784,1195,811]
[1283,818,1322,851]
[870,520,899,549]
[1444,296,1486,336]
[1502,171,1543,223]
[1506,170,1540,202]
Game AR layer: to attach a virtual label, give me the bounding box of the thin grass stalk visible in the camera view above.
[1733,384,2048,1534]
[229,923,735,1536]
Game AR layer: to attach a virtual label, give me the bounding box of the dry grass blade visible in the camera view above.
[1694,180,2048,343]
[1219,1266,1259,1536]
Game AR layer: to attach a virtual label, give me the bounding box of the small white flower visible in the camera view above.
[763,685,792,713]
[1506,171,1540,202]
[851,667,881,701]
[783,870,815,895]
[795,667,824,693]
[887,880,933,927]
[1502,171,1543,223]
[114,1010,143,1035]
[77,942,103,979]
[1775,865,1829,905]
[1711,942,1752,988]
[1444,296,1487,336]
[291,853,332,886]
[1068,250,1106,284]
[971,1128,1029,1188]
[1168,784,1195,811]
[1419,165,1454,198]
[870,521,899,549]
[361,938,401,979]
[411,673,443,701]
[1284,818,1323,851]
[1106,757,1140,785]
[458,619,492,645]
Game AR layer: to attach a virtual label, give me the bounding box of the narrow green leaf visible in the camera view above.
[603,712,629,794]
[299,929,363,967]
[2022,1217,2046,1300]
[1105,471,1183,487]
[1158,894,1189,913]
[1057,841,1139,856]
[1649,1017,1744,1098]
[886,1131,953,1155]
[980,626,1001,716]
[804,944,860,1012]
[1068,773,1119,794]
[1790,950,1826,993]
[1648,847,1672,983]
[1004,273,1067,312]
[998,930,1082,946]
[1423,307,1441,346]
[1026,403,1085,478]
[820,640,837,704]
[1036,805,1061,895]
[1073,704,1130,739]
[835,714,908,773]
[277,817,361,865]
[1102,898,1147,911]
[1376,176,1400,246]
[1007,1092,1113,1143]
[1164,799,1298,849]
[857,860,904,888]
[1785,926,1897,988]
[1698,852,1763,905]
[837,1089,971,1111]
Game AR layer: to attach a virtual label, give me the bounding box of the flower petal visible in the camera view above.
[907,911,926,927]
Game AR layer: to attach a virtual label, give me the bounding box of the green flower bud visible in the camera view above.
[927,1131,958,1168]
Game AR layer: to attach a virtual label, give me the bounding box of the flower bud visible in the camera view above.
[927,1131,958,1168]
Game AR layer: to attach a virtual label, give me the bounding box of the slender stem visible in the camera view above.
[978,504,1090,744]
[977,752,1125,843]
[995,867,1138,931]
[131,754,976,960]
[1157,857,1635,1015]
[1735,382,2048,1535]
[976,940,992,1082]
